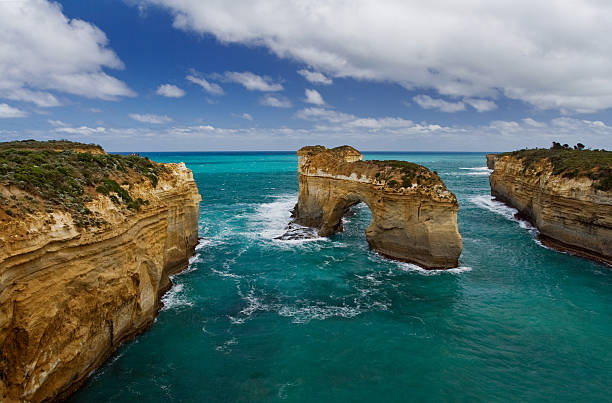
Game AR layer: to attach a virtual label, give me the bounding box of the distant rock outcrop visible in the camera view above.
[292,146,462,269]
[488,151,612,264]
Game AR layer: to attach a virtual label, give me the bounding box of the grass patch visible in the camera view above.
[500,147,612,191]
[369,160,441,188]
[0,141,166,226]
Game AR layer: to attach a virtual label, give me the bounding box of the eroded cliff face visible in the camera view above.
[0,162,200,402]
[489,154,611,264]
[293,146,462,269]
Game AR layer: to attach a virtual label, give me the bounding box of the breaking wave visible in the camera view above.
[469,195,536,230]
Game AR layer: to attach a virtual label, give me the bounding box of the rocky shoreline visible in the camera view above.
[0,142,201,402]
[487,151,611,265]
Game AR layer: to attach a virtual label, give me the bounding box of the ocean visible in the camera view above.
[70,152,612,402]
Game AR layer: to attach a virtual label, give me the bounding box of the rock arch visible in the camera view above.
[292,146,462,269]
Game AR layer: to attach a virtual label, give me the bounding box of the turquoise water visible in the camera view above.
[71,152,612,402]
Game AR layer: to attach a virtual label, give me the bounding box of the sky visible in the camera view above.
[1,0,612,151]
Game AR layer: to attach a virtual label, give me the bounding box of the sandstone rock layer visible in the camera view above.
[488,154,612,264]
[293,146,462,269]
[0,162,200,402]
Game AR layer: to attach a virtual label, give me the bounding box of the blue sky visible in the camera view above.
[1,0,612,151]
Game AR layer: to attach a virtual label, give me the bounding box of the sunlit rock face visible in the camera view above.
[0,152,200,403]
[293,145,462,269]
[488,153,612,264]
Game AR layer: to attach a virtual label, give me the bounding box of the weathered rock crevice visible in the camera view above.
[292,146,462,269]
[0,155,200,402]
[487,153,611,265]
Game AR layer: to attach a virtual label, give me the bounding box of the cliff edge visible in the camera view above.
[488,148,611,264]
[0,141,201,402]
[292,146,462,269]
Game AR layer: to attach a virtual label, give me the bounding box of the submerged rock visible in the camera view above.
[292,145,462,269]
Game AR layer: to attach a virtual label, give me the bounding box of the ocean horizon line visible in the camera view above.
[113,150,501,155]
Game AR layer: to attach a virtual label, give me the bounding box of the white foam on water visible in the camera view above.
[161,283,194,311]
[458,167,493,175]
[367,250,473,276]
[248,193,329,245]
[469,195,536,230]
[278,304,362,324]
[396,262,473,276]
[250,194,297,239]
[459,166,490,171]
[215,337,237,353]
[195,238,212,250]
[210,267,243,279]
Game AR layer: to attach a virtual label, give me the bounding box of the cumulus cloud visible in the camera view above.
[464,98,497,112]
[298,69,332,85]
[129,113,173,124]
[260,94,292,108]
[240,113,253,120]
[304,89,325,105]
[413,95,465,112]
[156,84,186,98]
[223,71,282,92]
[186,74,224,95]
[0,103,27,118]
[139,0,612,113]
[0,0,134,104]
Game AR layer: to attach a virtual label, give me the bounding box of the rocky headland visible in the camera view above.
[292,145,462,269]
[488,147,611,264]
[0,141,201,402]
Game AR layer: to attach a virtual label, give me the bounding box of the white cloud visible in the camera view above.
[464,98,497,112]
[156,84,186,98]
[186,74,224,95]
[298,69,332,85]
[260,94,292,108]
[140,0,612,113]
[129,113,173,124]
[224,71,282,92]
[0,0,134,104]
[0,103,27,118]
[304,89,325,105]
[3,89,61,107]
[413,95,465,112]
[48,119,68,127]
[522,118,546,128]
[296,107,438,132]
[241,113,253,121]
[55,126,106,135]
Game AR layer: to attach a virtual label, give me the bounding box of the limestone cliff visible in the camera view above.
[488,152,611,264]
[293,146,462,269]
[0,144,200,402]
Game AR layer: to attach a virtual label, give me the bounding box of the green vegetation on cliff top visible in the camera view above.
[370,160,442,189]
[500,146,612,191]
[0,139,104,153]
[0,140,165,226]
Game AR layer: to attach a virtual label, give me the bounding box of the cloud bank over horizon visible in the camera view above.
[0,0,611,151]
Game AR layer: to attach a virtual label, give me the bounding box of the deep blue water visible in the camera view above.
[71,152,612,402]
